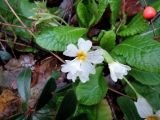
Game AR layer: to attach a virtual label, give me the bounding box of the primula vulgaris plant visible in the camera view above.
[2,0,160,119]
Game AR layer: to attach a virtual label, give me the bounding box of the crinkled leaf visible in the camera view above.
[117,96,141,120]
[112,35,160,85]
[130,68,160,85]
[112,36,160,73]
[20,0,36,18]
[109,0,121,25]
[118,13,148,36]
[17,68,32,111]
[36,26,87,51]
[99,30,116,51]
[76,66,108,105]
[56,90,77,120]
[76,0,108,27]
[76,0,95,27]
[35,72,59,110]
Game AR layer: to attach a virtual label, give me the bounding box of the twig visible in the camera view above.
[0,41,6,51]
[142,0,147,7]
[0,39,32,47]
[109,87,134,99]
[49,51,65,63]
[0,15,17,58]
[0,15,17,43]
[0,22,30,29]
[150,20,156,36]
[4,0,35,38]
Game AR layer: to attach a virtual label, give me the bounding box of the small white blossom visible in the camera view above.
[20,55,36,70]
[108,61,131,82]
[61,38,104,83]
[134,96,160,120]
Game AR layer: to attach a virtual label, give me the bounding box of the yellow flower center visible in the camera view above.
[147,116,158,120]
[77,51,87,61]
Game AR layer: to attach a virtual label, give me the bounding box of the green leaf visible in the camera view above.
[149,1,160,11]
[97,100,112,120]
[130,68,160,85]
[20,0,36,18]
[99,30,116,51]
[0,51,12,60]
[35,72,59,110]
[76,0,95,27]
[118,13,148,36]
[17,68,32,111]
[33,109,54,120]
[36,26,87,51]
[74,100,112,120]
[76,66,108,105]
[112,35,160,85]
[56,90,77,120]
[75,105,95,120]
[117,96,141,120]
[7,114,25,120]
[32,114,53,120]
[70,114,88,120]
[76,0,108,27]
[109,0,121,25]
[96,0,108,23]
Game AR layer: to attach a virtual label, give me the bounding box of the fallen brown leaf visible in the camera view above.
[0,89,20,119]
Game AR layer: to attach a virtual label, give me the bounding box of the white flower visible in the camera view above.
[61,38,104,83]
[134,96,160,120]
[108,61,131,82]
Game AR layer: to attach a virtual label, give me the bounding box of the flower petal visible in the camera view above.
[87,49,104,64]
[78,71,90,83]
[81,61,96,74]
[63,44,78,57]
[134,97,153,118]
[108,61,131,82]
[67,72,77,82]
[110,70,118,82]
[61,60,81,74]
[78,38,92,52]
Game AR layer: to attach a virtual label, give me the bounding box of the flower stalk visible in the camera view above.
[102,49,114,63]
[123,77,140,97]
